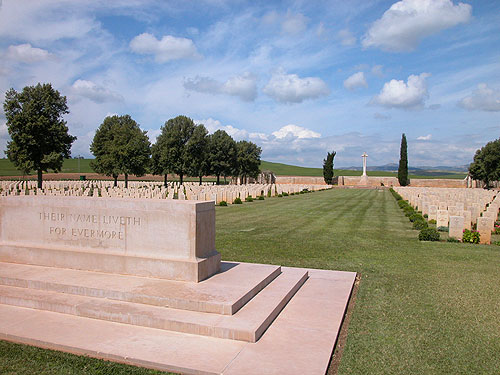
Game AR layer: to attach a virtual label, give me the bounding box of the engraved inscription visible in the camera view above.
[39,212,142,241]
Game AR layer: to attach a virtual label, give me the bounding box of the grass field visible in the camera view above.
[1,189,499,374]
[0,158,467,179]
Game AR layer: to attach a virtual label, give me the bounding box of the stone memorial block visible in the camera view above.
[449,216,465,240]
[448,206,458,216]
[477,217,494,245]
[436,210,449,228]
[0,196,220,282]
[422,201,430,216]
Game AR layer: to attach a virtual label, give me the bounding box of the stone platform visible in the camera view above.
[0,196,356,374]
[0,260,355,374]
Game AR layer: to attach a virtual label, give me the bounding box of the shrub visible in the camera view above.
[404,206,415,217]
[389,188,403,200]
[398,200,409,209]
[233,197,242,204]
[282,192,289,196]
[409,213,423,222]
[423,214,428,219]
[277,194,283,197]
[462,229,480,244]
[447,237,460,243]
[413,219,428,230]
[437,226,449,232]
[428,219,436,225]
[493,241,500,246]
[245,196,254,202]
[267,190,271,197]
[258,195,265,200]
[419,228,440,241]
[219,200,227,206]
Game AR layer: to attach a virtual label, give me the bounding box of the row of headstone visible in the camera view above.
[0,180,330,205]
[395,187,498,244]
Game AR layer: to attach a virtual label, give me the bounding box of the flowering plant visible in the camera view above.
[462,229,480,244]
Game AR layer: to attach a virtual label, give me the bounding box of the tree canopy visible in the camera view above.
[3,83,76,188]
[151,115,195,185]
[236,140,262,184]
[323,151,336,184]
[398,133,409,186]
[187,123,209,185]
[469,138,500,188]
[90,115,150,188]
[208,130,237,184]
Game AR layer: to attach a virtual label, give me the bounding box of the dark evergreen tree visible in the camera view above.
[3,83,76,188]
[322,151,336,184]
[90,115,150,188]
[398,133,409,186]
[469,138,500,188]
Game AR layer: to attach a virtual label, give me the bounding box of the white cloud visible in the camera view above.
[222,73,258,102]
[281,11,308,34]
[458,83,500,112]
[184,73,258,102]
[371,73,430,109]
[417,134,432,140]
[272,124,321,139]
[362,0,472,52]
[6,44,52,63]
[263,69,330,104]
[129,33,199,63]
[344,72,367,90]
[338,29,356,46]
[71,79,123,103]
[195,118,249,140]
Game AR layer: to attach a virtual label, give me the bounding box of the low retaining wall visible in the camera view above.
[275,176,327,185]
[409,179,467,188]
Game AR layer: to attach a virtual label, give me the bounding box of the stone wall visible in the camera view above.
[275,176,327,185]
[409,179,467,188]
[339,176,400,187]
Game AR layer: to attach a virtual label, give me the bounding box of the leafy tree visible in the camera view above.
[208,130,237,184]
[236,140,262,184]
[151,115,195,185]
[323,150,336,184]
[398,133,409,186]
[187,124,209,185]
[3,83,76,188]
[469,138,500,188]
[90,115,150,188]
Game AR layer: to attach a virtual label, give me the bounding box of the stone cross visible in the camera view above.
[361,152,368,176]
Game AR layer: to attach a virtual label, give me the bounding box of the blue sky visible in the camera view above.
[0,0,499,168]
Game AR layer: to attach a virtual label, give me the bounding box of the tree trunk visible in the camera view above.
[125,173,128,189]
[37,169,43,189]
[216,175,220,185]
[199,175,202,185]
[113,174,118,187]
[164,174,168,188]
[179,173,183,185]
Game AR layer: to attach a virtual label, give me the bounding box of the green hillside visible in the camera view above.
[0,158,466,179]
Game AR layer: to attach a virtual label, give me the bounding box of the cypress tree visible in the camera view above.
[398,133,409,186]
[323,151,336,185]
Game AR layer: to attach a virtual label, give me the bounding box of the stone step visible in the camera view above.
[0,261,280,315]
[0,267,308,342]
[0,268,356,375]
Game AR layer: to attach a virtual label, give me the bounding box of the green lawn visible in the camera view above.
[0,158,466,179]
[2,189,499,374]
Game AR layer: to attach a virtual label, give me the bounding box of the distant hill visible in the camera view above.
[260,160,467,179]
[0,158,467,179]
